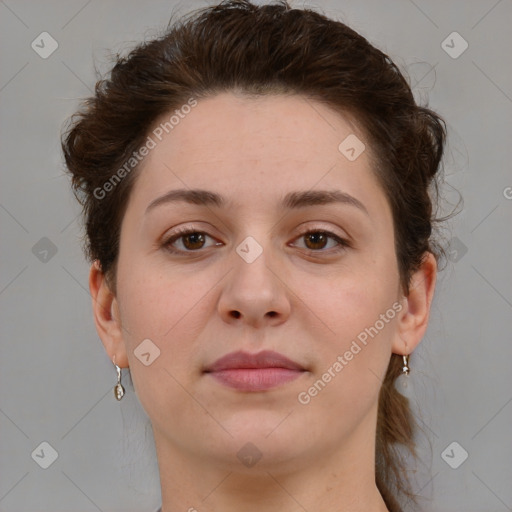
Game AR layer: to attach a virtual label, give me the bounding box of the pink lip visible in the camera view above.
[203,350,306,391]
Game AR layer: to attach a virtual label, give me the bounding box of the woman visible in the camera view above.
[61,1,445,510]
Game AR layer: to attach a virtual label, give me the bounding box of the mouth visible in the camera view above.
[203,350,307,392]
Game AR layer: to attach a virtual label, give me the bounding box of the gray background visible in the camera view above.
[1,0,511,511]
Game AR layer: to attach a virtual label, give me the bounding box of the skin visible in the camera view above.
[89,92,436,512]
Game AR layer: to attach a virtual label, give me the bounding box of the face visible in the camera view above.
[104,92,410,471]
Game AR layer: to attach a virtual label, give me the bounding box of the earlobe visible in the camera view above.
[392,252,437,355]
[89,261,129,368]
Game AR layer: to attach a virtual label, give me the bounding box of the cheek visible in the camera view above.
[297,281,397,431]
[117,265,204,340]
[116,268,210,423]
[314,261,399,340]
[300,263,399,394]
[116,263,220,400]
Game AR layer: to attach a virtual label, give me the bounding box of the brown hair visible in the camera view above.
[61,1,447,509]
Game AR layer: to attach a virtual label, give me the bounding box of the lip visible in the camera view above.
[203,350,306,391]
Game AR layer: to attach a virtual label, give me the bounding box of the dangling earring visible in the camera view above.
[113,355,125,401]
[402,354,410,375]
[395,352,413,398]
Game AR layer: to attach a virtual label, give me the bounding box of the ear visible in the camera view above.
[89,260,129,368]
[392,252,437,355]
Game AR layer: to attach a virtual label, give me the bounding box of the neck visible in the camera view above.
[154,405,390,512]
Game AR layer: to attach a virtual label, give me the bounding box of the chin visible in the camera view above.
[207,418,309,467]
[214,437,308,475]
[215,407,295,438]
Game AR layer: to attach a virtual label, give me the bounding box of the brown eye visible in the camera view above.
[163,229,221,254]
[293,230,349,253]
[304,232,329,250]
[181,232,206,250]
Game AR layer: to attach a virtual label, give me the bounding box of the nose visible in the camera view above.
[217,239,291,329]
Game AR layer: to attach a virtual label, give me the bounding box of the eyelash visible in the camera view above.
[161,226,350,256]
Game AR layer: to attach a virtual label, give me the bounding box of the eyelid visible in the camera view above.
[291,222,350,243]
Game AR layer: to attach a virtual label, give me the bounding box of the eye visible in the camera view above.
[161,227,350,256]
[162,228,221,254]
[292,229,350,253]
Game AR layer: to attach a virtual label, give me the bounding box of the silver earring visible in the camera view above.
[113,356,125,401]
[395,352,413,398]
[402,354,410,375]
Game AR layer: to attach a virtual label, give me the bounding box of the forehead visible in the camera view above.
[125,92,389,219]
[151,92,362,163]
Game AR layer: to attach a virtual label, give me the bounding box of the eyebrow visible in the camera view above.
[145,188,369,216]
